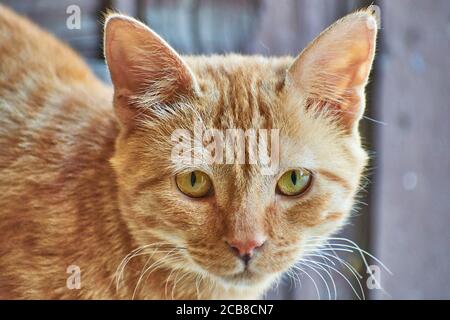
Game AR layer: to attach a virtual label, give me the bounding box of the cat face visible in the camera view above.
[105,11,376,289]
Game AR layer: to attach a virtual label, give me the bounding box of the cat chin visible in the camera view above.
[212,269,277,290]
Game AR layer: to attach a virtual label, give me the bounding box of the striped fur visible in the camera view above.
[0,5,376,299]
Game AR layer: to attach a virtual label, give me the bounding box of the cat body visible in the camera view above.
[0,5,376,299]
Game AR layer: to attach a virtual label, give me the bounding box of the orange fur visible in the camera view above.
[0,5,376,299]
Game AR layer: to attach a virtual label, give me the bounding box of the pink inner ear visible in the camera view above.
[105,16,197,100]
[286,12,377,131]
[104,15,198,127]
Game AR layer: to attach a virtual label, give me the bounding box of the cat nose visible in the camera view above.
[226,238,266,263]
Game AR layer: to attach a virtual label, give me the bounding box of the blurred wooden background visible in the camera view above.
[1,0,449,299]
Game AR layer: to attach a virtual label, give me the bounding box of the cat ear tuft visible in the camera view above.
[286,9,378,132]
[104,14,198,129]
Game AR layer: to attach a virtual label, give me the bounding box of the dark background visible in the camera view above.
[1,0,449,299]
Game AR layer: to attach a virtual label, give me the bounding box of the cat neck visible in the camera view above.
[49,85,140,298]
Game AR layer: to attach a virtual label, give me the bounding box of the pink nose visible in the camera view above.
[226,238,266,262]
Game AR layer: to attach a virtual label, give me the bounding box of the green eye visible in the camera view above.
[277,169,312,196]
[175,170,212,198]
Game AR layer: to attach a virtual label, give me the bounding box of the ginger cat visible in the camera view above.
[0,5,377,299]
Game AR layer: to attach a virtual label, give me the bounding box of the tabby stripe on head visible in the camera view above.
[317,170,351,192]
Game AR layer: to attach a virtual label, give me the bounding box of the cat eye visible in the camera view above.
[175,170,213,198]
[277,169,312,196]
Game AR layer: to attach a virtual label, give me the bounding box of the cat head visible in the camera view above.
[104,10,377,291]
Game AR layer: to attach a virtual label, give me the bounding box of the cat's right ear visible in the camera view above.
[285,9,377,133]
[104,14,198,129]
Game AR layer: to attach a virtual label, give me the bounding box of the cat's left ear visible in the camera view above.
[286,9,378,132]
[104,14,198,129]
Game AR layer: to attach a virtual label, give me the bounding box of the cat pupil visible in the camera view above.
[190,172,196,187]
[291,171,297,185]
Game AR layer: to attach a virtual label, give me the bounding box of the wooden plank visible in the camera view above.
[373,0,450,299]
[2,0,104,58]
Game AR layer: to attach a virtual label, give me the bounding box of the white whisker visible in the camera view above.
[299,255,337,300]
[291,266,321,300]
[306,258,364,300]
[296,260,332,300]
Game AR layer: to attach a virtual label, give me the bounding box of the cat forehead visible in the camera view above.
[184,54,293,77]
[144,55,350,179]
[183,55,294,130]
[186,55,292,96]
